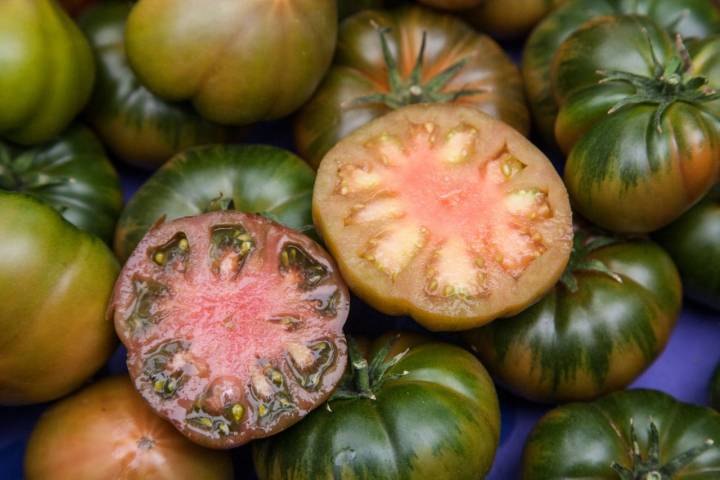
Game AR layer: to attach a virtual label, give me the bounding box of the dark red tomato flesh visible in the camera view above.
[109,211,350,449]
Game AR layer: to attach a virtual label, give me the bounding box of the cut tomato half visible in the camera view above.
[109,212,349,448]
[313,104,572,331]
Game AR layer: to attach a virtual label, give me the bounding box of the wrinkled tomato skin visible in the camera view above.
[522,389,720,479]
[522,0,720,146]
[0,192,118,405]
[0,0,95,145]
[555,16,720,233]
[114,145,315,262]
[78,1,232,170]
[655,188,720,311]
[253,333,501,480]
[24,376,234,480]
[0,125,123,244]
[465,237,682,403]
[125,0,337,126]
[466,0,565,40]
[295,6,529,168]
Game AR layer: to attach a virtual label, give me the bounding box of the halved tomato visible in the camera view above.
[24,376,233,480]
[109,211,350,448]
[313,104,573,331]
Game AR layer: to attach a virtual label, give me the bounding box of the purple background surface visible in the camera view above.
[2,49,720,480]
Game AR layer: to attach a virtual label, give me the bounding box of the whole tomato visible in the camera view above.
[0,0,95,145]
[466,0,566,40]
[125,0,337,126]
[253,333,501,480]
[295,5,529,168]
[25,376,234,479]
[0,192,118,405]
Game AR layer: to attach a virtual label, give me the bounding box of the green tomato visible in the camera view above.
[465,227,682,403]
[655,187,720,311]
[295,5,529,168]
[0,192,118,405]
[554,16,720,233]
[125,0,337,126]
[114,145,315,261]
[0,0,95,145]
[522,389,720,479]
[78,1,232,170]
[522,0,720,146]
[253,333,501,480]
[0,125,123,244]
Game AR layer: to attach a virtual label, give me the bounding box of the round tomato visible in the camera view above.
[0,0,95,145]
[125,0,337,126]
[78,1,232,170]
[109,211,350,448]
[465,226,682,403]
[0,192,118,405]
[712,362,720,411]
[466,0,566,40]
[313,104,572,331]
[114,145,315,261]
[295,5,529,168]
[253,333,501,480]
[556,16,720,233]
[522,0,720,145]
[0,125,123,244]
[655,187,720,310]
[24,376,234,480]
[522,389,720,479]
[338,0,383,19]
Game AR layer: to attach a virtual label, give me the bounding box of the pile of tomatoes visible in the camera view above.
[1,0,720,479]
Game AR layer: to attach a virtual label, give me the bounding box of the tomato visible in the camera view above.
[114,145,315,262]
[313,104,572,331]
[78,1,232,170]
[0,125,123,244]
[0,0,95,145]
[522,0,720,145]
[109,211,350,448]
[253,332,501,480]
[338,0,383,19]
[555,16,720,233]
[465,226,682,403]
[466,0,566,40]
[24,376,234,480]
[655,187,720,310]
[294,5,529,168]
[712,362,720,411]
[125,0,337,126]
[0,192,118,405]
[522,389,720,479]
[416,0,483,9]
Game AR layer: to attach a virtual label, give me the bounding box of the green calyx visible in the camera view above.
[329,336,409,402]
[598,33,720,132]
[350,28,482,109]
[559,229,623,293]
[0,145,69,191]
[612,419,715,480]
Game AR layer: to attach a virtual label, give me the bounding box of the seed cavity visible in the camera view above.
[143,340,191,399]
[248,364,296,426]
[425,239,486,299]
[361,223,428,279]
[484,145,527,184]
[438,124,477,165]
[268,316,304,332]
[490,223,546,277]
[186,407,234,438]
[365,133,406,166]
[279,244,328,289]
[505,189,552,220]
[314,288,341,317]
[287,340,336,391]
[150,233,190,271]
[336,164,381,196]
[126,276,169,334]
[209,225,254,279]
[344,194,405,225]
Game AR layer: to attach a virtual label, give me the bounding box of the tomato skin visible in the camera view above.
[253,333,500,480]
[0,125,123,244]
[114,145,315,261]
[0,192,118,405]
[655,188,720,310]
[465,234,681,403]
[466,0,565,40]
[24,376,234,480]
[522,0,720,145]
[295,6,529,168]
[522,389,720,479]
[554,16,720,233]
[125,0,337,126]
[0,0,95,145]
[78,1,232,170]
